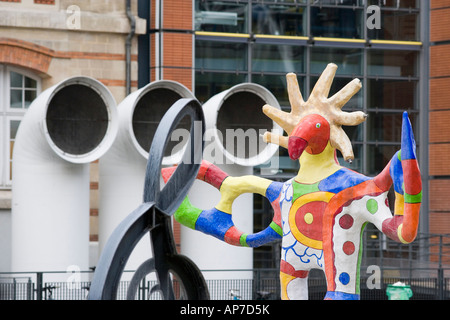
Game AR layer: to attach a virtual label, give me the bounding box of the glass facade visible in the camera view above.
[195,0,421,173]
[194,0,422,268]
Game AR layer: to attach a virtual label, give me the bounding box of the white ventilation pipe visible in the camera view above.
[97,80,195,272]
[202,83,282,168]
[180,83,281,279]
[11,77,118,274]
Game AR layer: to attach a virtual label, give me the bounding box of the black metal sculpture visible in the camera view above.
[88,98,209,300]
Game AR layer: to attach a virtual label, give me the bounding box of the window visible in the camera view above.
[252,3,306,37]
[195,1,249,33]
[367,9,419,41]
[310,6,364,39]
[252,43,304,74]
[368,0,419,9]
[9,71,38,109]
[310,47,363,76]
[0,65,41,187]
[367,50,418,77]
[195,71,247,104]
[196,40,248,72]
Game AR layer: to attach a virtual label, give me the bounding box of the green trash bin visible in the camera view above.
[386,282,413,300]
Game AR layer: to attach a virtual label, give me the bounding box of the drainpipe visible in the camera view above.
[11,77,118,273]
[126,0,136,95]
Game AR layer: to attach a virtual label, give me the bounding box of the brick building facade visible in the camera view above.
[429,0,450,237]
[149,0,193,89]
[0,0,145,270]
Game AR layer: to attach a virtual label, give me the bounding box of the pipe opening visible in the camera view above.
[217,91,272,159]
[132,88,191,157]
[46,84,109,156]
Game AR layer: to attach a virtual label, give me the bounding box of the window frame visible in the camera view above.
[6,116,23,186]
[6,66,41,112]
[0,65,41,188]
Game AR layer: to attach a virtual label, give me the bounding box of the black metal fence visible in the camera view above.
[2,233,449,300]
[1,267,449,300]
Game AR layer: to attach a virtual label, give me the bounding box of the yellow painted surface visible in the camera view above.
[394,192,405,216]
[216,176,272,213]
[280,272,296,300]
[296,142,342,184]
[288,191,335,250]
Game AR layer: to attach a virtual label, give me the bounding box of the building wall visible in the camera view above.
[0,0,146,265]
[2,0,449,272]
[150,0,193,90]
[429,0,450,236]
[148,0,195,251]
[149,1,434,269]
[0,0,145,101]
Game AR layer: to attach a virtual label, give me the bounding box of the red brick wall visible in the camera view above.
[430,45,450,78]
[150,0,193,90]
[430,78,450,111]
[162,33,193,89]
[0,38,53,75]
[429,1,450,239]
[430,8,450,42]
[148,0,194,248]
[0,38,138,90]
[163,0,192,30]
[430,0,450,9]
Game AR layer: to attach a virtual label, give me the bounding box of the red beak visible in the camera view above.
[288,136,308,161]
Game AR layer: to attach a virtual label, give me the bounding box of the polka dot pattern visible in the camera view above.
[339,272,350,285]
[304,212,313,224]
[339,214,353,229]
[343,241,355,255]
[366,199,378,214]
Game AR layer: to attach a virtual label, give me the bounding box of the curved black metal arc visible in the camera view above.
[89,98,208,300]
[169,254,210,300]
[88,202,154,300]
[126,258,155,300]
[150,213,178,300]
[126,256,210,300]
[143,98,205,215]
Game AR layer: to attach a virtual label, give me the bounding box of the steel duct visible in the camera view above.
[202,82,282,167]
[97,80,195,271]
[181,83,281,276]
[11,77,118,273]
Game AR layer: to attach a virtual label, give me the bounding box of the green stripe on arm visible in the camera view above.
[270,221,283,237]
[404,191,422,204]
[173,197,202,230]
[239,234,249,247]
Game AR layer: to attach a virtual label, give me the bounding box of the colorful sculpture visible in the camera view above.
[163,63,421,300]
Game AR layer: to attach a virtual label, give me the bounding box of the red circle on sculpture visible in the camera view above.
[339,214,354,229]
[343,241,355,255]
[294,201,327,242]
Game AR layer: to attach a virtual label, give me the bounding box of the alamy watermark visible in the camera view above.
[66,5,81,30]
[166,121,281,174]
[66,264,82,290]
[65,4,381,31]
[367,5,382,30]
[366,265,381,289]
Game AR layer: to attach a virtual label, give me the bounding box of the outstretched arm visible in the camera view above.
[376,112,422,244]
[162,160,284,247]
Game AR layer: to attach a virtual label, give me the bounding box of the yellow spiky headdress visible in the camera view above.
[262,63,367,163]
